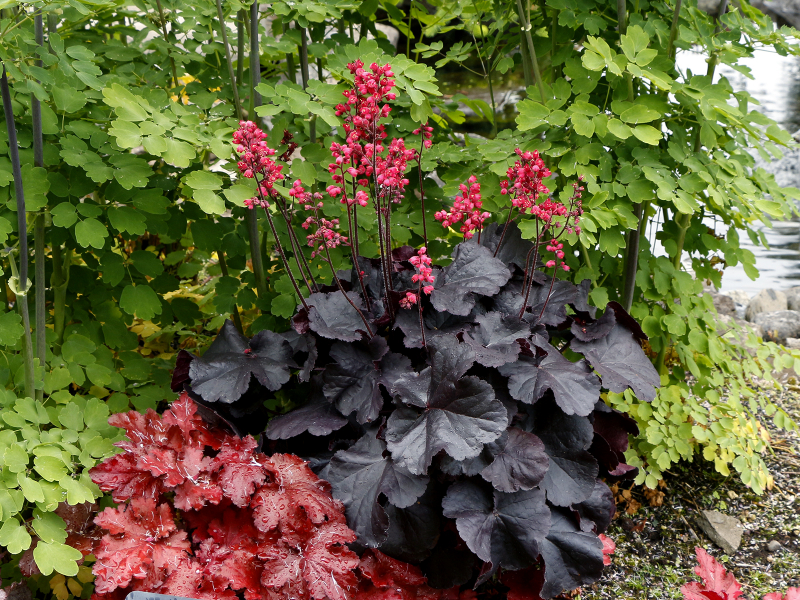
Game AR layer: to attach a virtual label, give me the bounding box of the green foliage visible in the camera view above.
[0,0,798,584]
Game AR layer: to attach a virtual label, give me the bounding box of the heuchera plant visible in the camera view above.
[89,394,452,600]
[170,61,661,599]
[681,547,799,600]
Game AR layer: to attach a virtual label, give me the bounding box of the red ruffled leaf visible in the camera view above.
[501,566,545,600]
[210,436,267,507]
[356,550,441,600]
[680,547,743,600]
[598,533,615,566]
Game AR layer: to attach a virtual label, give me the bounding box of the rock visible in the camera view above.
[752,0,800,29]
[696,510,744,555]
[787,337,800,349]
[708,292,736,316]
[767,540,782,552]
[785,286,800,310]
[754,310,800,344]
[745,289,788,322]
[720,289,751,307]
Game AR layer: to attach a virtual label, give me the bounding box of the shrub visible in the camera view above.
[169,67,659,595]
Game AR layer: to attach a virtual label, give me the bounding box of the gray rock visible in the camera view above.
[709,292,736,316]
[753,0,800,29]
[745,289,788,322]
[785,287,800,311]
[787,337,800,350]
[696,510,744,555]
[754,310,800,344]
[767,540,782,552]
[721,289,751,307]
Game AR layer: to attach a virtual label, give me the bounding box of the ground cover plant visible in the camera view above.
[0,0,799,598]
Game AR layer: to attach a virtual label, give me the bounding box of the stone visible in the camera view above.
[720,289,751,307]
[787,338,800,350]
[745,289,788,322]
[767,540,782,552]
[708,292,736,316]
[754,311,800,344]
[696,510,744,555]
[785,286,800,311]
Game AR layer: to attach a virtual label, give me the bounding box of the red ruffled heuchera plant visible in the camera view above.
[88,394,468,600]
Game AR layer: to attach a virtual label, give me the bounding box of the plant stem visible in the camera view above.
[298,26,316,143]
[248,208,270,304]
[1,67,34,398]
[250,0,261,116]
[622,201,645,311]
[666,0,683,60]
[215,0,243,120]
[516,0,547,104]
[519,28,533,88]
[32,10,45,400]
[154,0,179,88]
[218,249,244,334]
[236,9,245,84]
[51,244,69,350]
[416,150,428,247]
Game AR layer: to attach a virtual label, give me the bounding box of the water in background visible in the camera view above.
[439,49,800,296]
[675,50,800,295]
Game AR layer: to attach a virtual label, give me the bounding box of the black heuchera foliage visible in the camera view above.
[172,224,659,599]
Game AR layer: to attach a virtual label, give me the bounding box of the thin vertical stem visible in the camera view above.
[416,150,428,247]
[154,0,179,88]
[248,209,269,303]
[418,285,426,348]
[516,0,547,104]
[622,201,645,311]
[51,244,69,349]
[2,67,34,398]
[236,9,245,84]
[250,0,261,116]
[666,0,683,60]
[299,27,316,143]
[261,206,309,311]
[322,239,373,337]
[215,0,243,120]
[218,250,244,334]
[32,11,45,400]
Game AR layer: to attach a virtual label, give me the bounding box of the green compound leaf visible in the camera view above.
[619,105,661,124]
[3,443,29,473]
[0,311,24,346]
[57,403,84,431]
[0,519,32,554]
[33,456,69,482]
[119,284,163,321]
[75,218,108,249]
[163,138,196,168]
[184,170,223,190]
[31,511,68,544]
[194,189,226,215]
[33,541,82,576]
[631,125,662,145]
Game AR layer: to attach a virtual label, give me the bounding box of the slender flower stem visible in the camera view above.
[1,67,34,399]
[536,261,560,321]
[322,240,374,337]
[261,205,309,311]
[666,0,683,60]
[345,203,371,311]
[276,200,315,294]
[416,140,428,247]
[418,284,426,348]
[154,0,179,88]
[215,0,243,121]
[218,249,244,334]
[493,206,516,257]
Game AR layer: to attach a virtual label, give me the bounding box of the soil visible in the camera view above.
[582,384,800,600]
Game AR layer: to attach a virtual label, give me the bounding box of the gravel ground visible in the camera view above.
[582,385,800,600]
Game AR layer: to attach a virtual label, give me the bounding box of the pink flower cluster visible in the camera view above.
[434,176,490,239]
[400,247,435,309]
[233,121,285,209]
[303,215,348,259]
[289,179,324,211]
[545,239,569,271]
[413,123,433,150]
[500,149,551,213]
[328,61,417,209]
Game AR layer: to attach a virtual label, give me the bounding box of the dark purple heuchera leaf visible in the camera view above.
[499,342,600,417]
[322,336,389,424]
[570,304,616,342]
[479,221,534,270]
[480,427,549,493]
[306,290,371,341]
[264,394,348,439]
[528,399,598,507]
[170,349,194,391]
[571,279,596,318]
[571,322,660,401]
[380,483,441,563]
[422,529,477,589]
[539,508,604,599]
[431,242,511,316]
[523,278,579,326]
[571,479,615,534]
[384,336,508,475]
[188,320,295,403]
[326,429,428,547]
[280,330,317,383]
[591,401,639,477]
[463,312,529,368]
[442,480,550,572]
[394,307,474,349]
